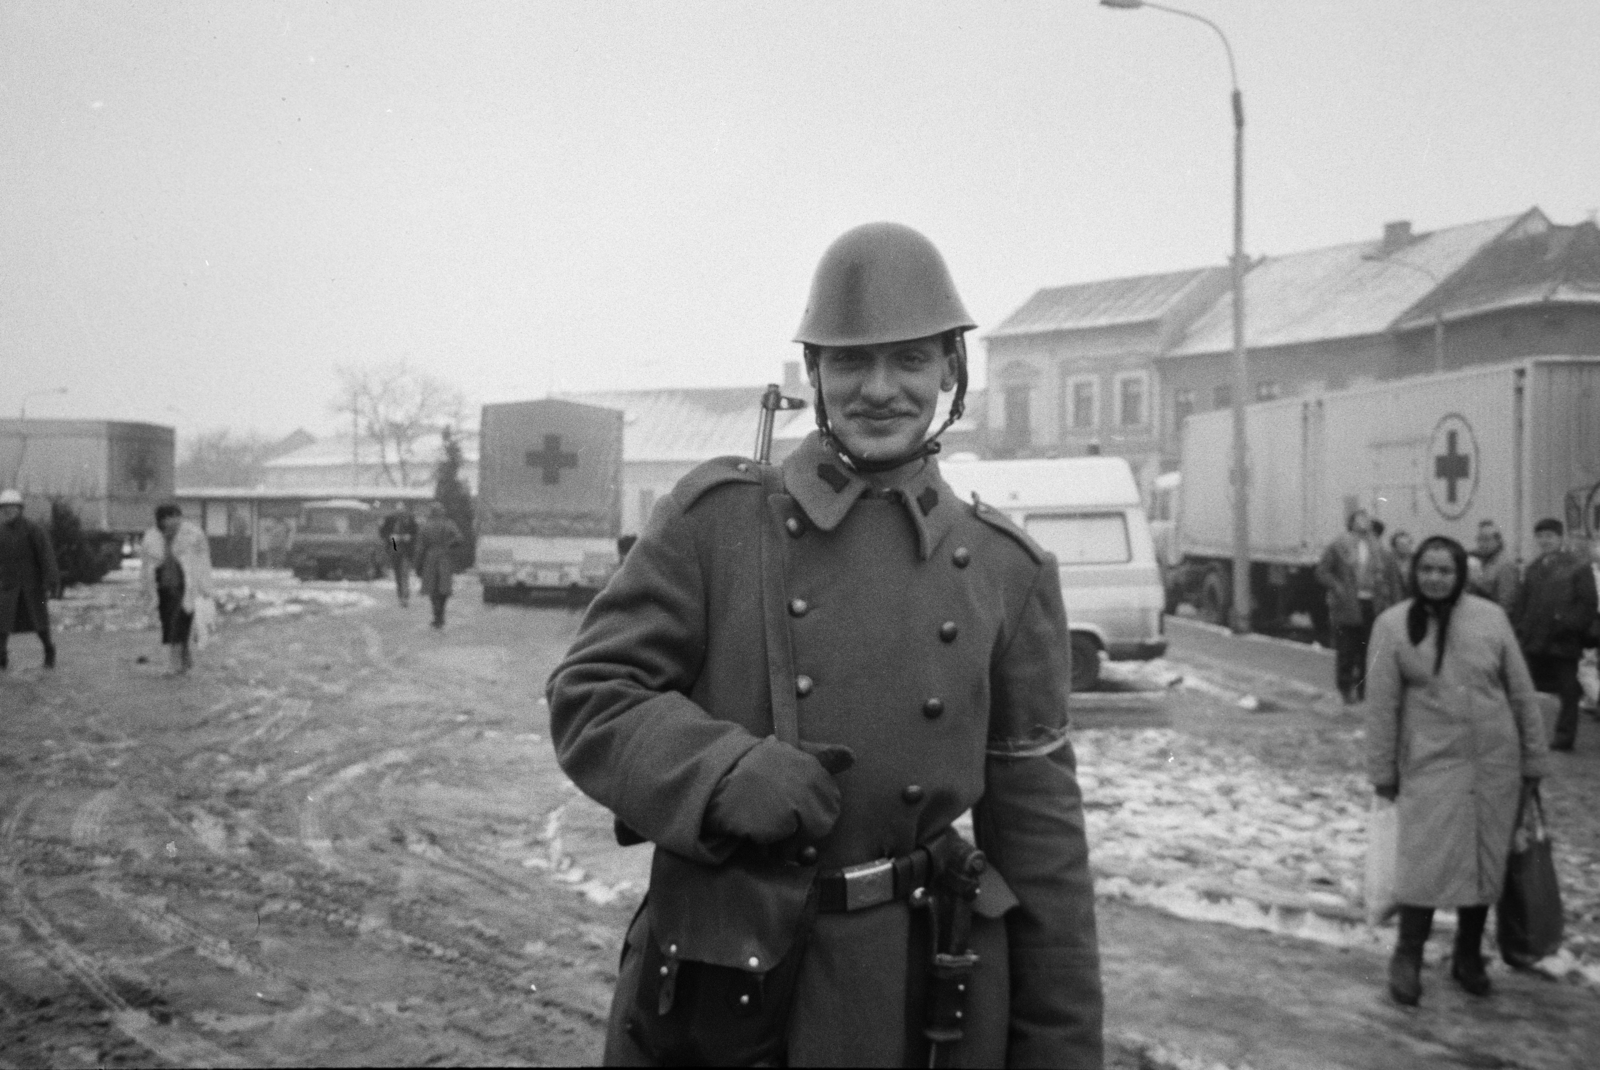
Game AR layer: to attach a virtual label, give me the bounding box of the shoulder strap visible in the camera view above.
[757,464,801,746]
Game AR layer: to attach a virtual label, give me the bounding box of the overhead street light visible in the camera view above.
[1363,253,1447,373]
[1101,0,1252,634]
[19,386,68,421]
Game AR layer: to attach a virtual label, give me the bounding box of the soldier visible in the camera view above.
[0,488,60,671]
[413,502,464,630]
[379,501,420,607]
[548,223,1103,1067]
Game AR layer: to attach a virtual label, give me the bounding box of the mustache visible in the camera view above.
[843,405,917,419]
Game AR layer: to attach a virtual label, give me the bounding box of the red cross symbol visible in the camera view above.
[1434,430,1471,504]
[526,434,579,485]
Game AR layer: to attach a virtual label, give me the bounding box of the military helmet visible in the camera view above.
[794,222,976,347]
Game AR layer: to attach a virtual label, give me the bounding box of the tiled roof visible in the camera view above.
[1168,212,1528,356]
[561,387,805,463]
[988,267,1224,338]
[262,429,480,469]
[1395,216,1600,329]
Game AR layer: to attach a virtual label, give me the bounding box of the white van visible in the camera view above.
[940,456,1166,691]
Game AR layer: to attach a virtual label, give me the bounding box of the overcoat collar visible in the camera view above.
[779,431,961,561]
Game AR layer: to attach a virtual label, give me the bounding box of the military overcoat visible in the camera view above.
[548,431,1103,1068]
[1365,595,1550,906]
[0,514,59,638]
[413,516,463,598]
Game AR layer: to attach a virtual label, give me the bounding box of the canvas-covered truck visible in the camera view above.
[0,419,175,584]
[1166,356,1600,636]
[475,398,624,603]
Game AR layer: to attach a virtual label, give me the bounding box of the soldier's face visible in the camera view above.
[811,336,956,463]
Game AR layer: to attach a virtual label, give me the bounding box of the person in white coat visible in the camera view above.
[139,503,214,675]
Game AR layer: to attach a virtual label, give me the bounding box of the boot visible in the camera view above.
[1388,947,1423,1006]
[42,638,56,669]
[0,642,8,671]
[1451,907,1491,996]
[179,642,192,674]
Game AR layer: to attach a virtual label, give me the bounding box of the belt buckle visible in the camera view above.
[842,858,896,911]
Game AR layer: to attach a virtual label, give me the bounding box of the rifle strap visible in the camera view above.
[758,464,801,747]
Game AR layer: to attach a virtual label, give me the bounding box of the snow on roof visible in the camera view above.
[1168,213,1527,356]
[561,386,807,462]
[988,267,1226,339]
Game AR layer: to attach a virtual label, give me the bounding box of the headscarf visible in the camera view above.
[1406,535,1469,675]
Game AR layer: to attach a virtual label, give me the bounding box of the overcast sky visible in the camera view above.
[5,0,1597,443]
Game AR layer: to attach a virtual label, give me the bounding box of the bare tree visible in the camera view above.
[331,362,466,487]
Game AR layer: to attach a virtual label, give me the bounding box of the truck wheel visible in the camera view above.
[1070,633,1101,693]
[1197,570,1231,626]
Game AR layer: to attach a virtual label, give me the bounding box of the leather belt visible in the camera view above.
[818,848,932,913]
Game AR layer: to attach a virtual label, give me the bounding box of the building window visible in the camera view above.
[1173,388,1196,427]
[1254,380,1281,401]
[1003,385,1032,448]
[1115,373,1149,428]
[1212,383,1233,409]
[1063,376,1098,432]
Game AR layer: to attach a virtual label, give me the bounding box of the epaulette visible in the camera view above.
[968,497,1044,565]
[670,455,766,512]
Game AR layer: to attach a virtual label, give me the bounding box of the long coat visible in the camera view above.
[1511,549,1598,660]
[413,516,463,598]
[0,514,59,637]
[548,432,1103,1069]
[138,521,214,615]
[1365,595,1550,907]
[1315,531,1400,626]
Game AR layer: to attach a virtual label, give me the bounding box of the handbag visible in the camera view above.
[623,463,818,1066]
[191,594,218,650]
[1496,782,1564,967]
[1364,796,1398,926]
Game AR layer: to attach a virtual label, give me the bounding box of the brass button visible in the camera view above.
[748,956,760,969]
[952,547,971,568]
[736,462,749,472]
[788,598,809,617]
[923,697,944,719]
[795,675,814,697]
[739,993,751,1006]
[785,517,803,537]
[659,965,670,977]
[939,621,958,643]
[902,785,925,804]
[797,845,818,865]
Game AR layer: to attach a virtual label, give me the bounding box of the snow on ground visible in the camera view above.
[50,567,378,632]
[1078,723,1600,986]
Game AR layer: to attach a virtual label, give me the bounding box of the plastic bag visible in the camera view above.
[1365,795,1398,926]
[191,595,218,651]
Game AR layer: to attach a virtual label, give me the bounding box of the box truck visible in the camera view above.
[474,398,624,602]
[0,419,176,583]
[1167,357,1600,636]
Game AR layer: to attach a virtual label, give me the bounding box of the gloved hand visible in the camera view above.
[704,737,856,846]
[1374,783,1399,802]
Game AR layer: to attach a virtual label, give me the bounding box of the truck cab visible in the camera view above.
[287,500,386,581]
[941,456,1167,691]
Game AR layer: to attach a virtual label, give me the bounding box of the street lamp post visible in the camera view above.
[12,387,68,488]
[1101,0,1252,633]
[1362,253,1446,373]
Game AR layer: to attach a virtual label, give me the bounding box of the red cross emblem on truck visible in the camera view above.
[1426,413,1478,520]
[525,434,579,485]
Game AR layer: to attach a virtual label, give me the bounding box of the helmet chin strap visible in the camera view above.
[805,334,969,476]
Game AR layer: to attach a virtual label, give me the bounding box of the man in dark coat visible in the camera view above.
[378,502,419,607]
[0,489,60,670]
[548,223,1103,1068]
[1315,508,1401,703]
[413,503,464,629]
[1512,518,1599,751]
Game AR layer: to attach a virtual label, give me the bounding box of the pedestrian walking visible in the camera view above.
[1511,519,1599,751]
[413,502,463,629]
[1316,508,1399,703]
[1365,535,1550,1005]
[1581,538,1600,717]
[378,502,419,607]
[138,503,214,676]
[548,222,1103,1067]
[1387,530,1415,599]
[1470,519,1521,613]
[0,488,60,671]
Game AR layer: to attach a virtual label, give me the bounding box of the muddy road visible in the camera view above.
[2,572,1596,1068]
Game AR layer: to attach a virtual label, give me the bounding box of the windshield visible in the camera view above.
[302,511,367,535]
[1024,512,1131,565]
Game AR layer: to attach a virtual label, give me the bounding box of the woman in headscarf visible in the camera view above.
[139,503,214,675]
[1365,535,1549,1005]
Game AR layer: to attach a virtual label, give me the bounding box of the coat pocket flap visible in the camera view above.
[647,848,815,971]
[972,866,1020,919]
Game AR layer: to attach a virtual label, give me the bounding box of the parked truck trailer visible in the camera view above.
[1167,357,1600,636]
[474,398,623,603]
[0,419,176,584]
